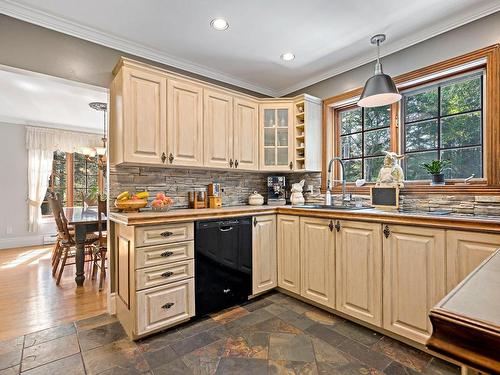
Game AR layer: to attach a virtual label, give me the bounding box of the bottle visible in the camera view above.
[325,189,332,206]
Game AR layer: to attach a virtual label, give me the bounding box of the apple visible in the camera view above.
[156,192,166,200]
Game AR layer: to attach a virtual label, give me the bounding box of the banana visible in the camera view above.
[117,191,130,201]
[135,191,149,199]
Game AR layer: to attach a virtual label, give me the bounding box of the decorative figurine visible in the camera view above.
[290,179,306,205]
[376,151,405,188]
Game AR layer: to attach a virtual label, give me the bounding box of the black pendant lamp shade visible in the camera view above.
[358,34,401,108]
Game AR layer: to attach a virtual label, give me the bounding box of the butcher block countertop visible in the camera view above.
[109,205,500,232]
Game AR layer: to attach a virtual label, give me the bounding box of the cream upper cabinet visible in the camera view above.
[203,89,233,169]
[111,66,167,165]
[277,215,301,294]
[252,215,277,295]
[383,225,446,344]
[336,221,382,326]
[167,78,204,167]
[446,230,500,292]
[300,217,335,308]
[260,103,294,171]
[233,98,259,170]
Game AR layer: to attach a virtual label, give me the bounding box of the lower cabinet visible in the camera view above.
[335,220,382,326]
[277,215,301,294]
[446,230,500,292]
[382,225,446,344]
[300,217,336,308]
[252,215,277,294]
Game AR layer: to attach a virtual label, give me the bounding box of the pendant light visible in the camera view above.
[358,34,401,108]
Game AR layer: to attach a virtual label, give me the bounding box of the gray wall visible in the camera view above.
[0,15,266,97]
[290,11,500,99]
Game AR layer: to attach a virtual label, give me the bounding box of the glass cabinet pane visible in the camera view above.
[264,129,276,147]
[277,129,288,147]
[277,148,288,165]
[264,109,276,127]
[277,109,288,127]
[264,148,275,166]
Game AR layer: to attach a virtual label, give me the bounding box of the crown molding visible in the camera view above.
[0,0,279,97]
[1,0,499,98]
[276,3,500,96]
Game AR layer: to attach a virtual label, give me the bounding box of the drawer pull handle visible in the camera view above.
[162,302,175,310]
[160,231,173,237]
[161,271,174,278]
[160,251,174,257]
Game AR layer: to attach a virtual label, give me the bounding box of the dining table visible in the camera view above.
[64,206,107,286]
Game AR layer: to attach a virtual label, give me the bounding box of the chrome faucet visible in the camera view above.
[326,157,347,206]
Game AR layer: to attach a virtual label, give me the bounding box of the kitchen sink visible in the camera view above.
[294,204,367,211]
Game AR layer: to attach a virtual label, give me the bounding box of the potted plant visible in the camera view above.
[422,159,450,185]
[84,185,99,206]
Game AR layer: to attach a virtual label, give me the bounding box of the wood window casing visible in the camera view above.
[322,44,500,195]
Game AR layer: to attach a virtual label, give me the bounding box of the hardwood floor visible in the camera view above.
[0,244,107,341]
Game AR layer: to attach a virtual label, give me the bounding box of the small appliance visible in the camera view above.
[267,176,287,206]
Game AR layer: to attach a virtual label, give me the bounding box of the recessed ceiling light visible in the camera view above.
[280,52,295,61]
[210,18,229,31]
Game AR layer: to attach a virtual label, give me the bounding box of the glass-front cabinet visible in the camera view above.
[260,103,294,170]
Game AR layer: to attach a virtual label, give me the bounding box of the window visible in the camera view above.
[338,105,391,182]
[41,152,101,215]
[402,71,484,181]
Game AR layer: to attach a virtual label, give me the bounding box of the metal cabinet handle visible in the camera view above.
[160,231,173,237]
[161,302,175,310]
[289,161,293,170]
[160,251,174,257]
[168,153,174,164]
[219,226,233,232]
[383,225,390,238]
[234,160,239,168]
[335,221,341,232]
[161,271,174,278]
[253,217,257,227]
[328,220,334,232]
[161,152,167,163]
[229,158,234,168]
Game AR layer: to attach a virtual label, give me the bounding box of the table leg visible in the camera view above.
[75,225,86,287]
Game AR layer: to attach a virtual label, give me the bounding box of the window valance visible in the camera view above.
[25,126,102,153]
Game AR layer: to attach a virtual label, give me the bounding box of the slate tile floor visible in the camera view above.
[0,292,460,375]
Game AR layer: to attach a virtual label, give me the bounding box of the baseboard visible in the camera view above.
[0,235,49,249]
[108,292,116,315]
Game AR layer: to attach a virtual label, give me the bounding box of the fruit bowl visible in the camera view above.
[151,201,173,212]
[114,199,148,212]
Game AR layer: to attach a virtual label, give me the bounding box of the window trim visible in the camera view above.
[322,44,500,195]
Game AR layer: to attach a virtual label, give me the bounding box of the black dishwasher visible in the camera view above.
[195,217,252,317]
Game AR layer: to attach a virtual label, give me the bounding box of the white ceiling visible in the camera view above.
[1,0,500,97]
[0,66,107,132]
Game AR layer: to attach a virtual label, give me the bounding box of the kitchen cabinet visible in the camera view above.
[300,217,335,308]
[260,102,294,171]
[293,95,322,172]
[277,215,301,294]
[233,97,259,170]
[167,78,204,167]
[383,225,446,344]
[252,215,277,294]
[110,65,167,165]
[204,89,233,169]
[335,221,382,326]
[446,230,500,291]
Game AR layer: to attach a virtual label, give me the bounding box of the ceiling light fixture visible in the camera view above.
[358,34,401,108]
[210,18,229,31]
[280,52,295,61]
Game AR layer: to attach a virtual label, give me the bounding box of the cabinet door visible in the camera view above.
[204,89,233,169]
[167,79,204,166]
[336,221,382,326]
[233,98,259,170]
[260,103,294,171]
[383,225,446,344]
[446,230,500,291]
[252,215,277,294]
[277,215,300,294]
[123,67,167,165]
[300,217,335,308]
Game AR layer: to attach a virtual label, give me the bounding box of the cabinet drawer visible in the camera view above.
[136,222,194,247]
[136,278,195,335]
[135,241,194,269]
[136,260,194,290]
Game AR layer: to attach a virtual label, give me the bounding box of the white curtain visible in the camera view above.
[26,126,101,232]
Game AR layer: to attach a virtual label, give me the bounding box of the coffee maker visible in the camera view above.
[267,176,287,206]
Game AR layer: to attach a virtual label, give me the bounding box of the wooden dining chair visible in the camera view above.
[92,195,107,291]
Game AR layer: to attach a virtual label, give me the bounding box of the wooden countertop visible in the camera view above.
[427,249,500,373]
[109,205,500,232]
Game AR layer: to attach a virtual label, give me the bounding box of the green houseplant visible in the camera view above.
[422,159,450,185]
